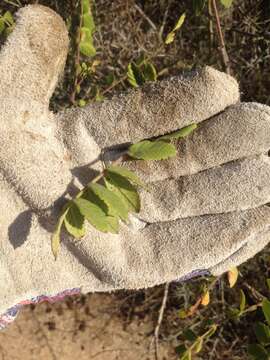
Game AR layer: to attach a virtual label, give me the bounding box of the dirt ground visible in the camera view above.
[0,293,176,360]
[0,0,269,359]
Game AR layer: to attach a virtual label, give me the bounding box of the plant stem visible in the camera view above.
[211,0,231,75]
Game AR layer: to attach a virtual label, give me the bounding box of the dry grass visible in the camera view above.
[0,0,270,358]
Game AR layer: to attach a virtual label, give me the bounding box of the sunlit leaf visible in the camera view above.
[88,183,129,221]
[104,174,140,213]
[64,204,85,239]
[74,198,119,233]
[106,165,146,188]
[79,41,96,57]
[51,206,70,259]
[201,290,210,306]
[128,140,176,160]
[165,13,185,44]
[0,19,5,34]
[194,338,203,353]
[228,267,238,288]
[159,124,197,141]
[127,62,145,87]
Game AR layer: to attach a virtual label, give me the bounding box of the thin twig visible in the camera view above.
[154,282,170,360]
[133,4,157,31]
[211,0,231,75]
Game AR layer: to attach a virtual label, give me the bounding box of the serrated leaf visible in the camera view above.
[51,206,70,260]
[88,183,129,221]
[74,198,119,233]
[254,322,270,346]
[127,63,145,87]
[192,0,206,16]
[64,204,85,239]
[248,344,269,360]
[262,299,270,326]
[104,174,140,213]
[228,267,238,288]
[201,290,210,306]
[106,165,146,188]
[220,0,233,8]
[143,62,157,82]
[239,289,246,312]
[159,124,197,141]
[194,338,203,353]
[127,63,138,88]
[128,140,176,160]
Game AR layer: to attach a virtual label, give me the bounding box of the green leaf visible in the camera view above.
[239,289,246,313]
[165,32,175,45]
[180,350,192,360]
[88,183,129,221]
[127,63,138,88]
[247,344,269,360]
[194,338,203,353]
[64,204,85,239]
[80,27,96,57]
[106,165,146,188]
[0,19,5,34]
[266,279,270,291]
[51,206,70,260]
[178,309,188,319]
[104,174,140,213]
[183,329,197,342]
[192,0,206,16]
[254,322,270,346]
[172,13,186,32]
[3,11,14,25]
[78,99,87,107]
[165,13,185,44]
[220,0,233,8]
[262,299,270,326]
[79,41,96,57]
[127,62,145,88]
[159,124,197,141]
[128,140,177,160]
[82,0,90,13]
[175,344,186,356]
[74,198,119,233]
[82,13,95,33]
[143,62,157,82]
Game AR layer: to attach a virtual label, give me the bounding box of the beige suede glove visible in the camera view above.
[1,5,270,316]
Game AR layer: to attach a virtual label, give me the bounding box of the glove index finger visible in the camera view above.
[64,66,239,148]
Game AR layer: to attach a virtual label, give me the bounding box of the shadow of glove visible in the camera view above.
[0,5,269,315]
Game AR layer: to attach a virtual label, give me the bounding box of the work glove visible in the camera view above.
[1,4,270,319]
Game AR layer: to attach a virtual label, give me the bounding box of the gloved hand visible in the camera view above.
[1,4,270,316]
